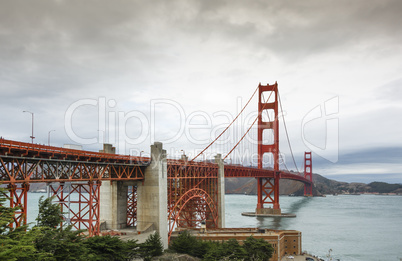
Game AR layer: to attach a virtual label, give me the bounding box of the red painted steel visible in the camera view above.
[127,185,137,227]
[0,82,314,236]
[167,160,219,241]
[0,154,145,184]
[304,152,313,196]
[257,82,280,210]
[0,138,149,164]
[0,183,29,227]
[49,181,101,236]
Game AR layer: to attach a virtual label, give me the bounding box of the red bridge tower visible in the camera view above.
[304,152,313,196]
[256,82,281,215]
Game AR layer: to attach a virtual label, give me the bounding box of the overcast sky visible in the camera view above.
[1,0,401,181]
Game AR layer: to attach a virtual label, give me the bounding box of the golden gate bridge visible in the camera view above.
[0,82,313,243]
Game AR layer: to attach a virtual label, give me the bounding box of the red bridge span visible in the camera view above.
[0,82,313,245]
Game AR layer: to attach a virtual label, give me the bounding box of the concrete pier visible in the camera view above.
[99,142,168,249]
[100,180,132,229]
[100,144,130,230]
[215,154,225,228]
[137,142,168,249]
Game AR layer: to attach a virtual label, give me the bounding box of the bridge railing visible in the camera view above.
[0,138,149,163]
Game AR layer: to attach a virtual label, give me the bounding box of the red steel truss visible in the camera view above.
[49,181,101,236]
[257,82,280,211]
[167,161,219,241]
[304,152,313,196]
[127,185,137,227]
[0,155,145,184]
[0,138,148,164]
[0,81,314,236]
[0,183,30,227]
[0,138,146,230]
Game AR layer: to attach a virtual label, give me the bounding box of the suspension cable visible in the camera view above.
[191,85,259,161]
[223,91,274,160]
[278,90,301,174]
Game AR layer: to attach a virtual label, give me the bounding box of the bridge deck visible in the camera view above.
[0,138,311,185]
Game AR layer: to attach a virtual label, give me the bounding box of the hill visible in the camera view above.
[225,174,402,195]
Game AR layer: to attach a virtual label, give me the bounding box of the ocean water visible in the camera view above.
[24,193,402,260]
[225,194,402,261]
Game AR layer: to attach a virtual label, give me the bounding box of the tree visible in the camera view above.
[243,236,274,261]
[0,186,18,235]
[84,235,139,261]
[169,230,199,256]
[202,242,225,261]
[32,225,88,260]
[142,232,164,258]
[0,187,48,260]
[222,238,247,260]
[36,195,63,228]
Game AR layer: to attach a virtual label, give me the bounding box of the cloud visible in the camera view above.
[0,0,401,176]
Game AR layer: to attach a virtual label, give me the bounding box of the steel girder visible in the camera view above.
[49,181,101,236]
[167,162,219,240]
[304,152,313,196]
[0,183,30,227]
[0,155,145,183]
[127,185,137,227]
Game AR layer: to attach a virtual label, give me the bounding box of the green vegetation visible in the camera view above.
[368,182,402,193]
[36,196,64,228]
[169,230,274,261]
[0,187,163,261]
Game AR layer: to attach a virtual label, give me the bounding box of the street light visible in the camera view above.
[48,130,55,146]
[23,111,35,144]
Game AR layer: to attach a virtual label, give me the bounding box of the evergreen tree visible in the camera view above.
[84,235,139,261]
[222,238,247,260]
[36,195,63,228]
[202,242,225,261]
[0,186,18,235]
[141,231,164,258]
[0,187,47,260]
[169,230,199,256]
[33,225,87,261]
[243,236,274,261]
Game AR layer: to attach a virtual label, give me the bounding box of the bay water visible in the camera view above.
[225,194,402,261]
[25,193,402,260]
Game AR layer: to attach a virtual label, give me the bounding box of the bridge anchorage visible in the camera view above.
[0,81,313,248]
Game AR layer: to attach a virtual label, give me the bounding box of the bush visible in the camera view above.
[170,231,272,261]
[84,235,139,261]
[140,232,164,260]
[243,236,274,261]
[36,195,63,228]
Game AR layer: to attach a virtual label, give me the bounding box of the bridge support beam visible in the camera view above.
[215,154,225,228]
[137,142,168,249]
[4,183,29,228]
[256,82,281,214]
[100,181,129,230]
[100,144,129,230]
[304,152,313,197]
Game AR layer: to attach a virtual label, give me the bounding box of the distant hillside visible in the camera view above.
[225,174,402,195]
[24,176,402,195]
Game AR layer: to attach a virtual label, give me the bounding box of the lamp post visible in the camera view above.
[48,130,55,146]
[140,150,144,162]
[23,111,35,144]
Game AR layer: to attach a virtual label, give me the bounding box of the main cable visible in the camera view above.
[191,85,259,162]
[223,91,274,160]
[278,90,301,174]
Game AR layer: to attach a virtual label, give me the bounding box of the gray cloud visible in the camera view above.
[0,0,401,177]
